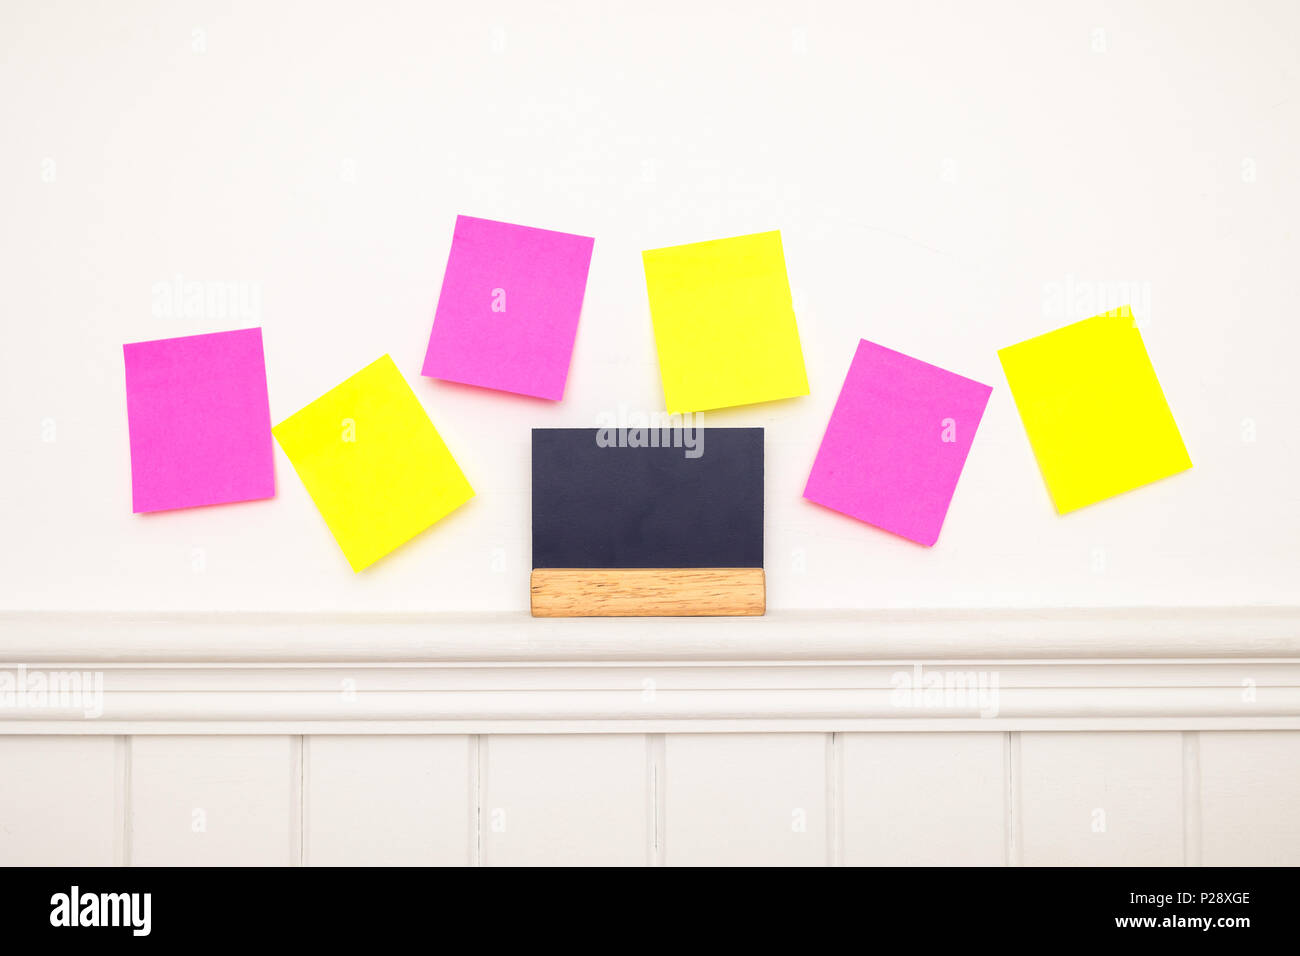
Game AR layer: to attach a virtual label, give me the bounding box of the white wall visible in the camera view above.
[2,0,1298,612]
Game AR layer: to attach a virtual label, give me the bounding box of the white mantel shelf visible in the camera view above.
[3,607,1299,662]
[0,608,1297,734]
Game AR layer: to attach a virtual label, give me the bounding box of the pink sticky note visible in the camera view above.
[123,327,275,513]
[422,215,594,400]
[803,339,991,546]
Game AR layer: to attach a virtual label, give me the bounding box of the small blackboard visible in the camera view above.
[530,427,765,616]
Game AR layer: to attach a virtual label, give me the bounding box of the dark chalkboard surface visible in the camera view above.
[531,428,764,569]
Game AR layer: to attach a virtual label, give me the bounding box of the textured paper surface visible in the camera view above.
[803,339,991,546]
[123,327,274,513]
[998,307,1191,513]
[422,215,594,400]
[642,231,809,413]
[273,355,474,572]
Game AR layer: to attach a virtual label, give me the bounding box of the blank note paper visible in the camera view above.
[421,215,594,400]
[803,339,992,547]
[123,327,274,513]
[273,355,474,572]
[998,307,1191,514]
[642,231,809,413]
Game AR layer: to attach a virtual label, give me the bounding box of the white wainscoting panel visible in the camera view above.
[129,736,296,866]
[1,610,1297,866]
[2,729,1300,866]
[481,735,648,866]
[0,736,120,866]
[304,735,471,866]
[663,733,827,866]
[1018,732,1184,866]
[841,732,1006,866]
[1198,730,1300,866]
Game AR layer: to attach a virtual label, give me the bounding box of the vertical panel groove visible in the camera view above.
[647,734,666,866]
[827,732,843,867]
[1182,731,1202,867]
[1005,731,1022,866]
[290,735,304,866]
[116,735,132,867]
[472,735,486,867]
[299,736,311,867]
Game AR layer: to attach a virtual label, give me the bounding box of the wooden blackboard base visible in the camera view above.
[530,568,766,617]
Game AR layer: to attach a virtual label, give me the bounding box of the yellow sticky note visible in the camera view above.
[642,231,809,413]
[998,308,1191,513]
[273,355,474,571]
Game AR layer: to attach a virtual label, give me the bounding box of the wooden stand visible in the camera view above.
[530,568,766,617]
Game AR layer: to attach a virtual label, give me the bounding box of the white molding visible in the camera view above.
[2,607,1298,662]
[0,609,1297,733]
